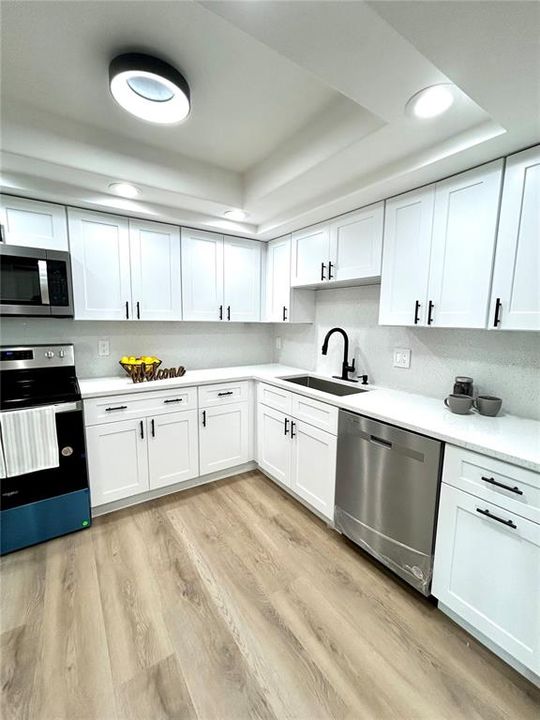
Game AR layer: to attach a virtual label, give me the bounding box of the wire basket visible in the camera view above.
[119,358,162,383]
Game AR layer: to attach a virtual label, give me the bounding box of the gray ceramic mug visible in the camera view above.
[474,395,502,417]
[444,394,473,414]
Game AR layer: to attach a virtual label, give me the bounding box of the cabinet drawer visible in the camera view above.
[291,393,338,435]
[84,386,198,425]
[443,445,540,524]
[198,381,248,408]
[257,382,292,413]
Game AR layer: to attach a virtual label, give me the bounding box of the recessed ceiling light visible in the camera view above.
[223,209,248,222]
[109,53,190,124]
[407,84,454,119]
[108,182,140,199]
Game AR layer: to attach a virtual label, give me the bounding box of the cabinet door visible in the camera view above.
[264,235,291,322]
[433,484,540,674]
[291,222,331,286]
[290,419,337,520]
[68,208,132,320]
[0,196,68,251]
[427,160,503,328]
[378,186,434,326]
[256,403,291,487]
[223,236,261,322]
[148,410,199,490]
[181,228,223,321]
[199,402,249,475]
[489,146,540,331]
[129,219,182,321]
[329,202,383,282]
[86,419,149,506]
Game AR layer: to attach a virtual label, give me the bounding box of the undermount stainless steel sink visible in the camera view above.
[281,375,369,396]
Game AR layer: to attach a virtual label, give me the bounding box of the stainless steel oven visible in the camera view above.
[0,244,73,317]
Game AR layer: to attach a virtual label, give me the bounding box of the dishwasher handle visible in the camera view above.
[370,435,392,449]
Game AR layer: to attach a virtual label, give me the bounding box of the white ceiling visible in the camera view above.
[1,0,539,239]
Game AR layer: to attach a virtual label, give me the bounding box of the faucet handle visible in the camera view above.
[348,357,356,373]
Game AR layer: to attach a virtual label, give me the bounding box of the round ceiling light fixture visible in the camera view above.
[109,53,190,124]
[223,209,248,222]
[108,182,140,199]
[407,84,454,119]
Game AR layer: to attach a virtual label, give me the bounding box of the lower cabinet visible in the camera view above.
[148,410,199,490]
[86,418,149,506]
[256,401,337,520]
[433,482,540,675]
[199,402,249,475]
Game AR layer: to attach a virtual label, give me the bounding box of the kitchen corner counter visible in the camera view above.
[79,364,540,473]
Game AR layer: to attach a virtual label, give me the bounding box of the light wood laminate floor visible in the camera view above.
[2,470,539,720]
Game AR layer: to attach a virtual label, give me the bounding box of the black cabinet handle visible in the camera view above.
[217,391,233,397]
[139,420,144,439]
[284,417,289,435]
[219,305,223,320]
[493,298,502,327]
[290,421,296,438]
[320,262,326,281]
[0,224,5,243]
[164,398,183,404]
[227,305,231,321]
[136,301,140,320]
[202,410,206,427]
[476,507,517,529]
[427,300,434,325]
[125,301,129,319]
[282,306,288,322]
[481,475,523,495]
[328,261,334,280]
[151,418,155,437]
[414,300,421,325]
[106,405,127,412]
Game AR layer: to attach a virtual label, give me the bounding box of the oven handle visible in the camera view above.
[37,260,50,305]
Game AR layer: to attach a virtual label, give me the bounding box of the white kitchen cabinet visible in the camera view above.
[129,219,182,321]
[379,186,434,326]
[223,236,261,322]
[68,208,132,320]
[489,146,540,331]
[256,403,291,487]
[86,418,149,506]
[264,235,315,323]
[427,160,503,328]
[199,402,249,475]
[0,195,68,251]
[290,419,337,519]
[148,410,199,490]
[433,483,540,676]
[181,228,224,321]
[329,202,384,283]
[291,222,331,286]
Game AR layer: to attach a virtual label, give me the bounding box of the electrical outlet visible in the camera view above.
[275,336,282,351]
[393,348,411,369]
[98,338,110,357]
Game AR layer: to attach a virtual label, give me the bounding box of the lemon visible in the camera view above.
[120,356,129,364]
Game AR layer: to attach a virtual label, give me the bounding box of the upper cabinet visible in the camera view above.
[182,228,261,322]
[264,235,315,323]
[489,146,540,331]
[69,209,181,321]
[0,196,68,251]
[291,202,384,289]
[379,160,504,328]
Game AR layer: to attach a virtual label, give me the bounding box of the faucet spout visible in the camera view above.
[321,327,358,383]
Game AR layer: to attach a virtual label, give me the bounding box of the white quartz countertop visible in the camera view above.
[79,364,540,473]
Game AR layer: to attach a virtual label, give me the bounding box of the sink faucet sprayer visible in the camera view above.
[321,327,368,384]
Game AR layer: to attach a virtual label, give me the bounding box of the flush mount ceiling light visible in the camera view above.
[223,209,248,222]
[407,84,454,119]
[108,182,140,199]
[109,53,190,124]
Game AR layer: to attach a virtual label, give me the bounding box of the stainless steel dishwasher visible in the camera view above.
[335,410,443,595]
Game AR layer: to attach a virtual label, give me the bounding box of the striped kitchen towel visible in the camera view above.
[0,425,6,480]
[0,406,59,478]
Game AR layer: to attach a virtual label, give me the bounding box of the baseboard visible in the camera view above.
[91,461,257,517]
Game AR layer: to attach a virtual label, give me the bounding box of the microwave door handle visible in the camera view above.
[37,260,50,305]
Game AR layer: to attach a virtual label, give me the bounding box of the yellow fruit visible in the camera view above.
[128,356,136,363]
[120,356,129,364]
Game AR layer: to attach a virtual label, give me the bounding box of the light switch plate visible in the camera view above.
[393,348,411,369]
[98,338,110,357]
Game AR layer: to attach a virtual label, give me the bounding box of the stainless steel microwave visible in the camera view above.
[0,244,74,317]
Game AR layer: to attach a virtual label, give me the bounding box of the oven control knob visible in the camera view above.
[59,349,65,358]
[45,351,55,359]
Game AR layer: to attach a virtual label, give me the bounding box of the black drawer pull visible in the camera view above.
[151,418,155,437]
[106,405,127,412]
[290,421,296,438]
[284,417,289,435]
[321,262,326,281]
[217,391,233,397]
[493,297,502,327]
[328,261,334,280]
[414,300,420,325]
[476,507,517,529]
[219,305,223,320]
[282,306,288,322]
[427,300,434,325]
[125,301,129,319]
[481,475,523,495]
[139,420,144,439]
[202,410,206,427]
[164,398,183,404]
[227,305,231,321]
[136,301,141,319]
